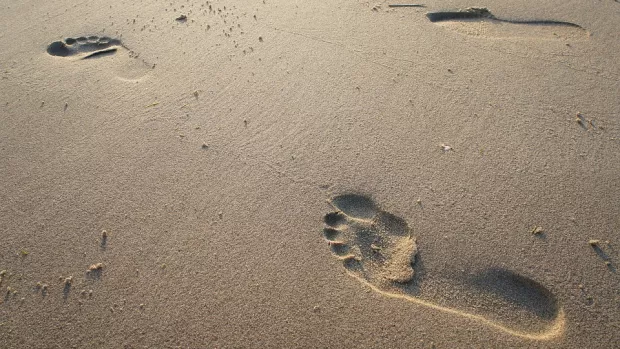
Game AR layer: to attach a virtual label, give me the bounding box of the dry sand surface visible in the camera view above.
[1,0,619,347]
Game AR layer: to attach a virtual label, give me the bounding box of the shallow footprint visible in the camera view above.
[427,7,588,40]
[323,194,564,339]
[47,36,123,59]
[46,35,151,81]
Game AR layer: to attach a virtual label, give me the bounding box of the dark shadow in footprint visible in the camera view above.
[100,234,108,250]
[329,194,378,219]
[427,7,582,27]
[83,48,118,59]
[47,36,123,59]
[322,194,565,339]
[62,282,71,300]
[427,7,587,40]
[467,268,560,321]
[86,268,103,281]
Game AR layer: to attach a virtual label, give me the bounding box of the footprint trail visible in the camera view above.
[323,194,565,340]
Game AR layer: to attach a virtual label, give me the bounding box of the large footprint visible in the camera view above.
[323,194,565,340]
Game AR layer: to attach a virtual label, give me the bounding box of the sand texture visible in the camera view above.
[1,0,619,348]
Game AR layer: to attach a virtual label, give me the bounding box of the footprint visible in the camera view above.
[323,194,564,340]
[427,7,588,40]
[46,35,151,81]
[47,36,123,59]
[323,194,418,285]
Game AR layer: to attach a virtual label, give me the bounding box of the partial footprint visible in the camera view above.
[323,194,564,339]
[323,195,418,286]
[47,36,123,60]
[46,35,151,81]
[427,7,588,40]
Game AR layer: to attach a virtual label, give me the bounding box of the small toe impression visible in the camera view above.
[330,194,378,219]
[330,243,351,256]
[324,212,347,227]
[324,227,351,256]
[323,227,344,242]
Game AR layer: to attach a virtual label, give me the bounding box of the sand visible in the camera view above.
[0,0,619,347]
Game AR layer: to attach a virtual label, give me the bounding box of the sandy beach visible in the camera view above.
[1,0,619,347]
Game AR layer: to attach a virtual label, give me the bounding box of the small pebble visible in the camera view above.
[88,263,104,271]
[441,144,453,152]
